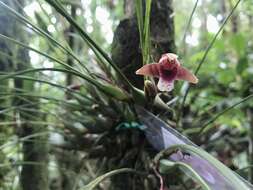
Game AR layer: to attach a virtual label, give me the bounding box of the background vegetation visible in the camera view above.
[0,0,252,189]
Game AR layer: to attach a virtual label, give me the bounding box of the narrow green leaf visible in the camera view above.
[135,0,144,50]
[156,144,250,190]
[135,0,152,65]
[0,68,131,102]
[199,94,253,134]
[81,168,138,190]
[143,0,152,64]
[159,159,211,190]
[44,0,133,88]
[0,33,79,74]
[99,83,131,101]
[0,1,88,71]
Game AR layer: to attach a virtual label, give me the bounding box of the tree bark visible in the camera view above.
[58,4,78,190]
[247,109,253,183]
[112,0,176,89]
[229,0,239,33]
[66,5,76,89]
[0,0,14,183]
[0,0,15,120]
[111,1,176,189]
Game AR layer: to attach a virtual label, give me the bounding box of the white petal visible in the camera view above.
[157,78,174,92]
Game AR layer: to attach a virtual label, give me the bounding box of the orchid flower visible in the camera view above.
[136,53,198,91]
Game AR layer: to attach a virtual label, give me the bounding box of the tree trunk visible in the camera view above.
[229,0,239,33]
[0,1,49,190]
[111,1,176,189]
[0,0,16,185]
[200,0,208,47]
[0,0,15,120]
[66,5,76,89]
[247,109,253,183]
[58,4,78,190]
[112,0,175,89]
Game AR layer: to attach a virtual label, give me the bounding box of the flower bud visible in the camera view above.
[144,80,157,102]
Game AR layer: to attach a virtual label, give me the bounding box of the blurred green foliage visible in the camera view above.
[0,0,252,189]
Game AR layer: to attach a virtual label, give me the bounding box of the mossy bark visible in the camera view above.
[110,0,176,189]
[112,0,176,89]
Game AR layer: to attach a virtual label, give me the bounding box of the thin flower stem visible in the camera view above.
[153,167,164,190]
[181,0,199,55]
